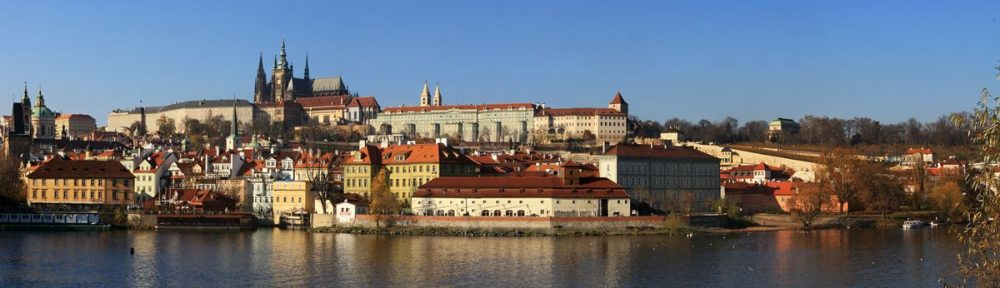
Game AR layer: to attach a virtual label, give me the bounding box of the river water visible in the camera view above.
[0,227,962,287]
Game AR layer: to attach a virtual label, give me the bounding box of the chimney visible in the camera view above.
[559,165,580,186]
[601,141,610,154]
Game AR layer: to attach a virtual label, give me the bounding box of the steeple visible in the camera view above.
[279,38,288,69]
[227,96,241,150]
[35,84,45,108]
[608,91,628,115]
[273,55,277,69]
[433,83,442,106]
[20,82,30,107]
[231,97,239,137]
[304,54,310,80]
[419,81,431,107]
[254,53,269,103]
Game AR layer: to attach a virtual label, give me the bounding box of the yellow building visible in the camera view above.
[343,141,476,201]
[271,180,313,225]
[25,158,135,209]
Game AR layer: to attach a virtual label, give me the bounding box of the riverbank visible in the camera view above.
[310,225,701,237]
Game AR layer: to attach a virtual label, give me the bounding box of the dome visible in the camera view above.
[31,106,55,118]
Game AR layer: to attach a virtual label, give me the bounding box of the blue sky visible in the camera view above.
[1,1,999,125]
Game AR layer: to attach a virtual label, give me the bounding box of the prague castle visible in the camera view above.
[108,40,377,133]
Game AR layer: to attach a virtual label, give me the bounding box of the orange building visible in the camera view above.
[724,181,845,214]
[25,158,135,209]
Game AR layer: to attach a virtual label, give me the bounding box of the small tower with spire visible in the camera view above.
[433,83,442,106]
[226,97,241,151]
[419,81,431,107]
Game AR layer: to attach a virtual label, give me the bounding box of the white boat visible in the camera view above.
[929,222,939,227]
[902,220,925,229]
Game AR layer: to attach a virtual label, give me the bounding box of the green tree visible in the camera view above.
[953,88,1000,285]
[0,156,26,211]
[156,115,176,138]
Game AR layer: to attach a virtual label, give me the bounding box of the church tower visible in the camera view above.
[433,83,442,106]
[253,53,270,103]
[419,81,431,107]
[20,82,32,136]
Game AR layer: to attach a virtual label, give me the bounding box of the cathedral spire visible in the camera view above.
[433,83,442,106]
[419,81,431,107]
[304,54,310,80]
[279,38,288,69]
[254,53,269,104]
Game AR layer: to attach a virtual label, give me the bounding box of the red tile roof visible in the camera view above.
[537,107,624,117]
[382,103,535,113]
[906,148,933,155]
[603,143,718,160]
[415,175,628,198]
[55,114,96,121]
[609,91,627,105]
[27,158,134,179]
[346,96,379,108]
[295,95,352,108]
[347,143,473,165]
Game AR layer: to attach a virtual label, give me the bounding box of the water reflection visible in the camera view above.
[0,228,962,287]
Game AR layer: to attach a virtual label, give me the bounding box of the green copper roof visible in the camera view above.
[32,106,55,118]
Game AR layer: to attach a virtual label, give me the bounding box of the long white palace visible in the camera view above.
[106,40,629,145]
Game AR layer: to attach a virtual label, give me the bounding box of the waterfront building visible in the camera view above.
[721,162,791,184]
[343,140,477,200]
[723,181,844,214]
[25,158,135,209]
[598,143,721,213]
[271,180,313,224]
[368,84,536,143]
[54,114,97,139]
[533,92,629,144]
[412,164,631,217]
[143,188,238,212]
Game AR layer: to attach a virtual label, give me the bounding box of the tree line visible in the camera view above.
[631,112,971,147]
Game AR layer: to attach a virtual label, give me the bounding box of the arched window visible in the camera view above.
[493,210,502,216]
[447,210,455,216]
[436,210,444,216]
[517,210,525,217]
[480,210,490,216]
[505,210,513,217]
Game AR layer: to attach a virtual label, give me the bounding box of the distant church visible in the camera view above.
[253,39,350,104]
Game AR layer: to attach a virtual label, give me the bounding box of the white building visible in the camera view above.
[368,84,537,143]
[412,165,631,217]
[533,92,629,144]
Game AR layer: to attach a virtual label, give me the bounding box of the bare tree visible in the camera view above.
[791,182,829,228]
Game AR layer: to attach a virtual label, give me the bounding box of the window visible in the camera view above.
[480,210,490,216]
[493,210,502,216]
[505,210,514,216]
[517,210,525,217]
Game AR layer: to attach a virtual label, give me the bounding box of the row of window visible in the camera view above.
[31,178,129,187]
[30,189,126,201]
[273,196,303,204]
